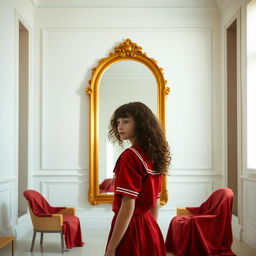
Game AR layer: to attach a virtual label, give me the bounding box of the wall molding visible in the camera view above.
[168,180,212,189]
[15,214,32,240]
[41,27,213,32]
[216,0,233,12]
[0,177,16,183]
[242,225,256,250]
[241,174,256,182]
[243,182,256,227]
[33,169,221,176]
[33,170,88,176]
[32,0,219,9]
[0,187,14,232]
[232,215,242,240]
[170,169,222,176]
[40,180,85,207]
[41,180,84,192]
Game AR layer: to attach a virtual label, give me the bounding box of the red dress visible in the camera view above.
[106,145,165,256]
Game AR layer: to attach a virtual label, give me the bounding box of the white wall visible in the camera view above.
[0,0,34,238]
[31,2,222,222]
[219,0,256,249]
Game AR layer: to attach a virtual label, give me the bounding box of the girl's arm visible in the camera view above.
[150,198,160,221]
[105,196,135,256]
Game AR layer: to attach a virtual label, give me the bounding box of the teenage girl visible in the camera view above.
[104,102,171,256]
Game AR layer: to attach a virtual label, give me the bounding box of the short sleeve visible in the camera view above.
[115,150,145,199]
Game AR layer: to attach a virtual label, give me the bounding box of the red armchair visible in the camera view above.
[165,188,236,256]
[99,178,114,193]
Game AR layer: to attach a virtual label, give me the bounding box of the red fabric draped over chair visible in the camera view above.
[99,178,114,193]
[165,188,236,256]
[23,190,65,217]
[23,190,84,250]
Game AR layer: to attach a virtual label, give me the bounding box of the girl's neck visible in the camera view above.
[129,138,137,146]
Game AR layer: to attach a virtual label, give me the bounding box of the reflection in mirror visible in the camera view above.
[99,60,157,193]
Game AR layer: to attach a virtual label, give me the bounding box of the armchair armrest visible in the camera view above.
[58,207,76,216]
[176,207,192,216]
[32,213,63,231]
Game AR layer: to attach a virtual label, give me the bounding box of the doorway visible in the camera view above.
[18,21,29,217]
[226,19,238,216]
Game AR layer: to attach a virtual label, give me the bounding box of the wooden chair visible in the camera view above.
[23,187,77,254]
[0,236,14,256]
[176,207,192,216]
[27,203,76,253]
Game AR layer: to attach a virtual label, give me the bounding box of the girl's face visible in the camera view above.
[117,116,136,144]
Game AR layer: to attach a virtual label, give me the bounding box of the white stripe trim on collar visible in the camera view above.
[128,147,160,175]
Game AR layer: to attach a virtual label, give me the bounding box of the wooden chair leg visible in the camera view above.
[12,240,14,256]
[60,232,64,253]
[40,232,44,245]
[30,231,36,252]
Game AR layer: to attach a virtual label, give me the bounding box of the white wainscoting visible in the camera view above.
[166,179,212,208]
[40,180,87,207]
[242,178,256,248]
[0,183,14,236]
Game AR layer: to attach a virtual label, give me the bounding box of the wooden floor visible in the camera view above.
[0,221,256,255]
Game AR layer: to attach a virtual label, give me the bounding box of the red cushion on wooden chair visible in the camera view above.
[165,188,236,256]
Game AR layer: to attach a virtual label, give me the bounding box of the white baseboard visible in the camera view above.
[0,225,14,237]
[242,226,256,250]
[232,215,242,240]
[15,213,32,239]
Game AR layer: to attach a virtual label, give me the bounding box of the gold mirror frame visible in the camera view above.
[86,39,170,205]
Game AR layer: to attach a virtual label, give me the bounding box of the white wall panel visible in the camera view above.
[41,28,213,171]
[0,185,13,235]
[243,180,256,228]
[242,179,256,248]
[167,180,212,208]
[41,180,86,207]
[166,29,212,170]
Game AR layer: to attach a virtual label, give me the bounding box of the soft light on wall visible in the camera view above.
[247,0,256,170]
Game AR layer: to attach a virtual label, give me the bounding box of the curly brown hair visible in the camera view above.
[108,102,171,175]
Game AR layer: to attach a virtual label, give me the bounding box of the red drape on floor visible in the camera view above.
[165,188,236,256]
[62,215,84,249]
[23,190,84,249]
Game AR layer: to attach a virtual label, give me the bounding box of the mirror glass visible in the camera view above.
[98,60,157,194]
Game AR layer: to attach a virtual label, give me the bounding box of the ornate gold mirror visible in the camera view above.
[86,39,169,205]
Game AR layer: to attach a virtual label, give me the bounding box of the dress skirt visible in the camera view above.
[106,211,165,256]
